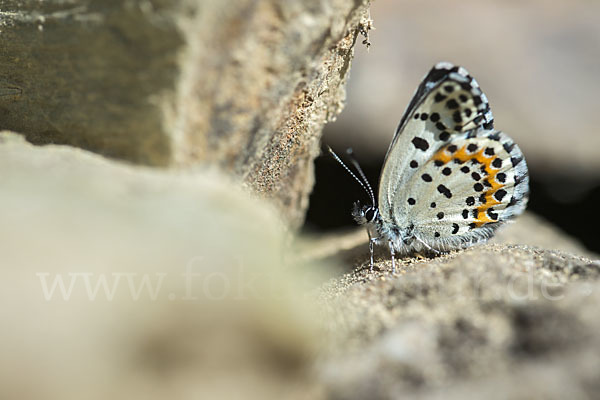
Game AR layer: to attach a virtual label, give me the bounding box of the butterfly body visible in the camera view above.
[343,62,529,271]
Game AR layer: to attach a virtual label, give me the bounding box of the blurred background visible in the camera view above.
[305,0,600,252]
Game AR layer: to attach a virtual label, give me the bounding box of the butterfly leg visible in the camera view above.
[388,241,396,274]
[369,237,375,271]
[367,230,378,271]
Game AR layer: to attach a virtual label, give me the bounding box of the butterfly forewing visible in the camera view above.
[379,62,494,220]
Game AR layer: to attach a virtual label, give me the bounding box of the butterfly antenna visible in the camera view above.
[345,148,376,207]
[327,146,375,206]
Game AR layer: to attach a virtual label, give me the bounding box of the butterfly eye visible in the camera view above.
[364,207,376,222]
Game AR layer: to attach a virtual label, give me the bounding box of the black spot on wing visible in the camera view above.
[453,111,462,123]
[503,142,516,153]
[437,184,452,198]
[488,132,501,141]
[434,93,447,103]
[459,81,471,91]
[494,189,507,201]
[446,99,459,109]
[511,156,523,167]
[412,137,429,151]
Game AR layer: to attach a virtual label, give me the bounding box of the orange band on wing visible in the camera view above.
[432,145,504,227]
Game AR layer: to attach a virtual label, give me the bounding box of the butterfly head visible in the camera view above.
[352,201,379,226]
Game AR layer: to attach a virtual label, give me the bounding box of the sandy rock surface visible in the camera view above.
[313,217,600,399]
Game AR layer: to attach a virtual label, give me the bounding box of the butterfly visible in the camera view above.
[330,62,529,273]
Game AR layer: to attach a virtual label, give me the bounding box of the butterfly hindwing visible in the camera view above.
[404,130,529,251]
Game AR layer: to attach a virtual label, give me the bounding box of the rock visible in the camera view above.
[0,0,372,228]
[490,212,597,259]
[0,131,323,400]
[316,225,600,398]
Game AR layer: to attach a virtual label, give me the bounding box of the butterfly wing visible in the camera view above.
[377,62,528,251]
[378,62,494,220]
[404,130,529,251]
